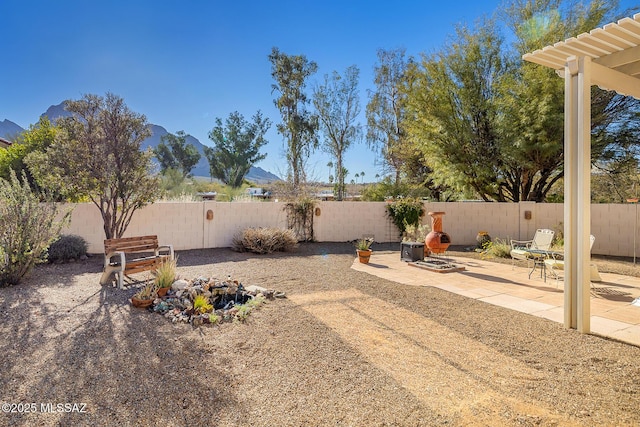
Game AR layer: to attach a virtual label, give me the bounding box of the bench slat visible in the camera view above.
[104,235,159,254]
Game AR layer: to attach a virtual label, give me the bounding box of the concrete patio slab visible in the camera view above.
[352,251,640,347]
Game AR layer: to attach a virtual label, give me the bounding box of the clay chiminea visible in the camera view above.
[425,211,451,254]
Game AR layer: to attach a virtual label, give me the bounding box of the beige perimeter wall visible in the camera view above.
[63,201,636,257]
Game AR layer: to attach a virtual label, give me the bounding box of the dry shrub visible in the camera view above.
[232,227,298,254]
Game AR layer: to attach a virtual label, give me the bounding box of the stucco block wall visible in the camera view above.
[314,202,398,243]
[60,201,638,257]
[205,201,288,248]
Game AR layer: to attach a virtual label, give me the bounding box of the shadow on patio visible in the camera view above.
[352,250,640,347]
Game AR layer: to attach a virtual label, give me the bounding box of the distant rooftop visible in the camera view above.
[0,136,12,149]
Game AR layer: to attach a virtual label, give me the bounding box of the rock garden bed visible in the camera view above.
[134,276,284,326]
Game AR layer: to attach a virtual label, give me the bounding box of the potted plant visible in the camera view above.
[131,282,158,308]
[355,238,374,264]
[153,257,177,297]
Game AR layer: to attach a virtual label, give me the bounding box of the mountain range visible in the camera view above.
[0,103,281,184]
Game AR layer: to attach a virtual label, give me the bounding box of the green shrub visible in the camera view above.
[386,198,425,236]
[47,234,88,263]
[232,227,298,254]
[0,170,70,286]
[480,238,511,259]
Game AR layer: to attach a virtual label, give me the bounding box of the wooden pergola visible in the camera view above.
[523,13,640,333]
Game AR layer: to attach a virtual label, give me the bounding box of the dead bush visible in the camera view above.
[232,227,298,254]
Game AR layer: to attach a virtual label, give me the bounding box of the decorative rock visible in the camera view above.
[245,285,267,294]
[172,279,189,291]
[262,290,275,300]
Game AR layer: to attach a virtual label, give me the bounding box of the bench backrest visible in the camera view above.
[104,235,159,254]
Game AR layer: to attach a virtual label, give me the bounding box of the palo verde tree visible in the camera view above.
[204,111,270,188]
[268,47,319,191]
[153,130,201,178]
[313,65,362,201]
[499,0,640,202]
[403,0,637,202]
[404,19,508,201]
[26,93,159,239]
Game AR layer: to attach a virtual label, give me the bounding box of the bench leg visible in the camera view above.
[100,267,125,289]
[99,270,113,286]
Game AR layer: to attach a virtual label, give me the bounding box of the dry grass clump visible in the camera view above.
[232,227,298,254]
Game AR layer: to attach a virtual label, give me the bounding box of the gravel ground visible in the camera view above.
[1,242,639,426]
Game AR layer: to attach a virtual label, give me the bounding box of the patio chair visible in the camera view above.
[510,229,555,268]
[544,234,602,287]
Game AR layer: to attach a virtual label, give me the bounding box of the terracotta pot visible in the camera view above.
[131,297,154,308]
[157,287,169,297]
[357,249,372,264]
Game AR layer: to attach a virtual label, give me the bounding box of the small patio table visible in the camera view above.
[525,249,561,282]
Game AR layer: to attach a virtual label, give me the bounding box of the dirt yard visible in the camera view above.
[0,243,639,426]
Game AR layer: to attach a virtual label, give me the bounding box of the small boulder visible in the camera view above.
[172,279,189,291]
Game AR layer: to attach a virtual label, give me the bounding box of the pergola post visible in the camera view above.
[563,56,592,332]
[524,12,640,334]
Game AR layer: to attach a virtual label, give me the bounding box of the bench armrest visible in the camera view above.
[155,244,174,260]
[104,251,126,269]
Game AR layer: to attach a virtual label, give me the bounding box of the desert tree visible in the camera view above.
[498,0,640,201]
[204,111,270,188]
[404,20,508,201]
[0,117,57,193]
[26,93,159,239]
[366,48,411,186]
[154,130,201,178]
[313,65,362,201]
[268,47,319,192]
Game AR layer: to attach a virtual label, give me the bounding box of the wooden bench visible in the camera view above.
[99,235,174,289]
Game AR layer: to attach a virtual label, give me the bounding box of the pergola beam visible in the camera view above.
[591,62,640,98]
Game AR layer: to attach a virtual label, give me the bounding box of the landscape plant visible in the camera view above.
[0,117,58,193]
[193,294,213,314]
[153,130,201,178]
[133,282,158,301]
[284,196,316,241]
[269,47,319,191]
[26,93,159,239]
[354,238,373,251]
[154,257,177,290]
[402,223,430,242]
[366,48,410,186]
[47,234,88,263]
[205,111,271,188]
[232,227,298,254]
[0,170,70,286]
[480,238,511,260]
[235,295,266,322]
[313,65,362,201]
[386,198,425,236]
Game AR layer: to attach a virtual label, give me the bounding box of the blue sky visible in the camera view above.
[2,1,638,182]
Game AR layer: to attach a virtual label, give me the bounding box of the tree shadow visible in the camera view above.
[0,261,248,425]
